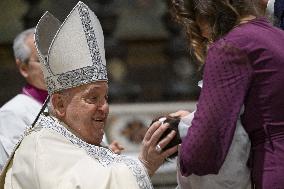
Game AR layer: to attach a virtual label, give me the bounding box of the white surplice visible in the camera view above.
[0,94,42,169]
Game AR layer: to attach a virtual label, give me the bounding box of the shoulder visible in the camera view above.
[0,94,42,131]
[207,18,275,62]
[0,94,41,116]
[206,38,249,66]
[8,129,89,188]
[208,26,252,55]
[21,128,85,157]
[214,18,284,54]
[14,128,87,173]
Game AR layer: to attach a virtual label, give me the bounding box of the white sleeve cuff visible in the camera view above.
[178,111,195,138]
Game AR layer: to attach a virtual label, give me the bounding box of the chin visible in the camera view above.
[88,135,103,145]
[88,139,99,145]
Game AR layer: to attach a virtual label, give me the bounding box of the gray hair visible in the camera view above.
[13,28,35,63]
[47,101,55,116]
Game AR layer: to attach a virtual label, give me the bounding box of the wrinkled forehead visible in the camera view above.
[68,81,108,95]
[54,81,108,97]
[84,81,108,92]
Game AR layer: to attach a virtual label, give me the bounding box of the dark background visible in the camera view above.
[0,0,201,106]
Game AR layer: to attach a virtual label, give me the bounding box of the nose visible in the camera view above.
[97,98,109,114]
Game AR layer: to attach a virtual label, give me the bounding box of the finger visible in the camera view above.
[113,141,124,149]
[169,112,180,117]
[162,145,179,158]
[110,141,119,145]
[114,149,121,155]
[169,110,189,117]
[158,130,176,149]
[149,123,169,145]
[144,121,161,141]
[118,144,125,150]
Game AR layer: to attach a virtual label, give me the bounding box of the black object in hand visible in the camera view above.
[150,116,182,159]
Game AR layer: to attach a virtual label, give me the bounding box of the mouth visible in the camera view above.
[94,118,106,123]
[92,117,107,133]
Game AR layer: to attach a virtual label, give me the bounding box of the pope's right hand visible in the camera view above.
[138,121,178,176]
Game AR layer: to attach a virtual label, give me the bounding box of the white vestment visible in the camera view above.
[1,114,153,189]
[0,94,42,169]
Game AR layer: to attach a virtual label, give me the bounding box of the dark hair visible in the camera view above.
[171,0,260,63]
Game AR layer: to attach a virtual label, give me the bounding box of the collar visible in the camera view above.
[22,84,48,104]
[33,114,153,189]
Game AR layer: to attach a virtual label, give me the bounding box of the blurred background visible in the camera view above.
[0,0,201,106]
[0,1,201,188]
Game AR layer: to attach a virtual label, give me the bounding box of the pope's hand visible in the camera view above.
[139,121,178,176]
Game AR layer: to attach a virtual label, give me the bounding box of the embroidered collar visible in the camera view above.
[34,114,153,189]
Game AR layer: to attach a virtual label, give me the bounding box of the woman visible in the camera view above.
[174,81,251,189]
[154,81,251,189]
[169,0,284,188]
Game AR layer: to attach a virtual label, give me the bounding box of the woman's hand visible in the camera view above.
[139,121,178,176]
[169,110,190,118]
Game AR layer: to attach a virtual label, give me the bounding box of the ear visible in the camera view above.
[16,59,29,78]
[51,94,67,118]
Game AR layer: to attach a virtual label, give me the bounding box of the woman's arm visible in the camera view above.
[180,41,253,176]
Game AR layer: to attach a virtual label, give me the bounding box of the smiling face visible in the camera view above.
[52,81,109,145]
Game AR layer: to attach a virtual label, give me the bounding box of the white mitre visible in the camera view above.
[35,1,108,94]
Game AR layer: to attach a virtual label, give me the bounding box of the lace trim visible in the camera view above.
[78,2,107,81]
[36,114,153,189]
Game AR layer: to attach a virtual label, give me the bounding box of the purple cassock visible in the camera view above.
[179,17,284,189]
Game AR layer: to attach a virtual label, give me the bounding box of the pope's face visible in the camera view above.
[60,81,109,145]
